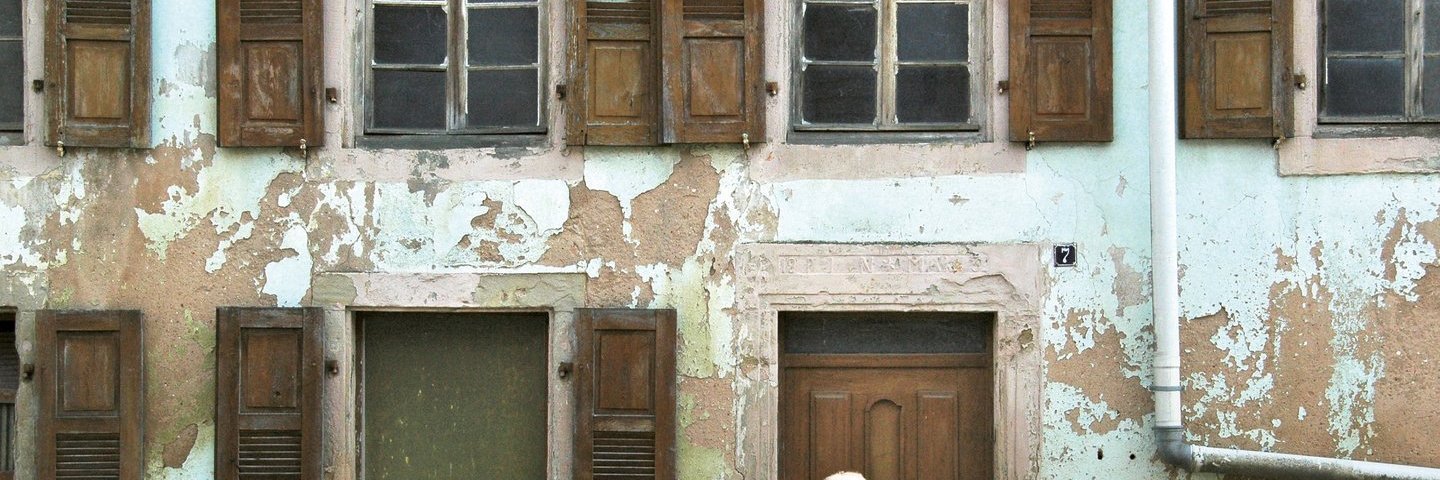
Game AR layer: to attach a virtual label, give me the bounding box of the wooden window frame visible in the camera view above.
[362,0,548,142]
[0,0,21,139]
[1318,0,1440,126]
[789,0,984,134]
[353,310,553,480]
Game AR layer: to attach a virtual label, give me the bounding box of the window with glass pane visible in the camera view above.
[0,0,22,134]
[1321,0,1440,122]
[368,0,543,135]
[794,0,975,131]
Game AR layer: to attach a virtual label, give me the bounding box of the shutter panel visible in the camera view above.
[567,0,660,145]
[660,0,762,143]
[44,0,150,148]
[575,309,675,480]
[217,0,324,147]
[36,310,144,480]
[1180,0,1291,139]
[216,308,323,480]
[1008,0,1112,142]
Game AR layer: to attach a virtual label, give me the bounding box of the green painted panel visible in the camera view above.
[362,312,548,479]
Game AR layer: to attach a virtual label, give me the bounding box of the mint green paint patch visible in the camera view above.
[678,440,730,480]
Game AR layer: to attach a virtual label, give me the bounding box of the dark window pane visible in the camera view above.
[1325,0,1405,53]
[1425,57,1440,116]
[896,65,969,123]
[471,0,532,2]
[803,3,877,62]
[897,3,967,62]
[802,65,876,124]
[1429,0,1440,52]
[0,0,19,37]
[1323,57,1404,118]
[467,69,539,128]
[782,312,992,354]
[0,41,20,127]
[373,6,448,65]
[372,70,447,130]
[469,7,539,66]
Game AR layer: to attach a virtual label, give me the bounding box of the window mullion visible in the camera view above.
[450,0,466,132]
[878,0,896,127]
[1408,0,1424,120]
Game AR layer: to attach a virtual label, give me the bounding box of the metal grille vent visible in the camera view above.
[55,433,120,479]
[1204,0,1270,15]
[684,0,743,21]
[240,0,303,24]
[593,430,657,478]
[65,0,132,25]
[1030,0,1092,18]
[238,430,302,478]
[588,0,653,24]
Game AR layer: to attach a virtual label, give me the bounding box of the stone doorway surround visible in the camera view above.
[736,243,1047,480]
[309,272,586,480]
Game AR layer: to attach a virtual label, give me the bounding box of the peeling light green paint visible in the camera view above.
[582,148,680,240]
[147,426,216,480]
[135,155,302,260]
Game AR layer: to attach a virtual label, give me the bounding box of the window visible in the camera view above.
[359,312,548,479]
[1320,0,1440,123]
[1,0,23,136]
[367,0,544,137]
[793,0,979,131]
[0,311,14,480]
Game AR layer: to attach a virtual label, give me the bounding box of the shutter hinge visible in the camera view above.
[742,132,750,154]
[56,140,65,158]
[326,87,339,104]
[31,79,43,93]
[1293,73,1308,90]
[299,139,308,159]
[998,80,1011,93]
[326,359,340,376]
[1026,131,1036,151]
[555,84,568,100]
[21,363,32,381]
[766,81,779,97]
[1273,136,1286,149]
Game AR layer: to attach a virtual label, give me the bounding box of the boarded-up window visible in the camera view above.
[360,312,548,479]
[215,308,323,480]
[36,310,144,480]
[792,0,978,132]
[780,312,994,480]
[575,309,676,480]
[0,0,21,135]
[367,0,545,137]
[1008,0,1112,142]
[568,0,763,145]
[44,0,150,148]
[217,0,324,147]
[1181,0,1292,138]
[1320,0,1440,123]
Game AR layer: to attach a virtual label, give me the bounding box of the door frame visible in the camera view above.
[736,243,1047,480]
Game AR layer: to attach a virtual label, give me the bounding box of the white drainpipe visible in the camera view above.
[1148,2,1440,478]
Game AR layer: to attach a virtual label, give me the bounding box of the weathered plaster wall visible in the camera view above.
[1,0,1439,479]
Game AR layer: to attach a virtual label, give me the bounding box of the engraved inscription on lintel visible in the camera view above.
[777,254,976,275]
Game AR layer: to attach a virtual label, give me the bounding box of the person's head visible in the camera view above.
[824,472,866,480]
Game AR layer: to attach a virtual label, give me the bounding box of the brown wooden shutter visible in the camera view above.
[1008,0,1112,142]
[575,309,675,480]
[567,0,660,145]
[216,307,323,480]
[36,310,144,480]
[1180,0,1291,139]
[217,0,325,147]
[44,0,150,148]
[659,0,762,143]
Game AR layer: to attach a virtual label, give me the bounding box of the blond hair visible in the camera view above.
[824,472,866,480]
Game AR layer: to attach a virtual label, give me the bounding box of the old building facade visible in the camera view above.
[1,0,1439,478]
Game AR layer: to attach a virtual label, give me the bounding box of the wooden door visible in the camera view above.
[779,313,992,480]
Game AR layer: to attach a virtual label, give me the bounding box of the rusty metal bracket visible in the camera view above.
[558,361,573,379]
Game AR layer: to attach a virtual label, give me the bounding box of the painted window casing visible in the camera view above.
[791,0,984,133]
[364,0,548,141]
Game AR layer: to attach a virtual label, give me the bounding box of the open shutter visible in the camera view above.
[36,310,144,480]
[44,0,150,148]
[217,0,324,147]
[1008,0,1111,142]
[660,0,762,143]
[567,0,660,145]
[216,307,323,480]
[575,309,675,480]
[1180,0,1291,139]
